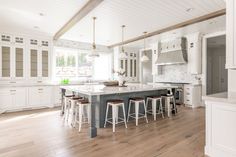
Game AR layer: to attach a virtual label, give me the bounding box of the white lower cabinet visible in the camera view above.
[0,86,56,113]
[184,84,202,108]
[0,87,27,113]
[28,86,53,108]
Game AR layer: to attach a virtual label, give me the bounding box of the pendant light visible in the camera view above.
[119,25,127,59]
[88,17,99,58]
[141,31,150,62]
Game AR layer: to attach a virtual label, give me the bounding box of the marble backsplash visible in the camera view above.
[154,64,200,84]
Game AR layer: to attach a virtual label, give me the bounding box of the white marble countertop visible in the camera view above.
[202,92,236,104]
[60,84,178,96]
[0,82,102,88]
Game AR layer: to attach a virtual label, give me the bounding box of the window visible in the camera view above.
[54,47,112,81]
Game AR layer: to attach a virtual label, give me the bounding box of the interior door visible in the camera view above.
[219,55,228,92]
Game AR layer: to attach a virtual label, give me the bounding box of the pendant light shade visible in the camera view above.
[119,25,127,59]
[141,31,150,62]
[88,17,99,58]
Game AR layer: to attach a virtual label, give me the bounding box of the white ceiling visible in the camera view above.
[0,0,226,44]
[0,0,89,36]
[61,0,226,46]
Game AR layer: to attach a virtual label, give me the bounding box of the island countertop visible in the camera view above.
[60,83,178,96]
[202,92,236,104]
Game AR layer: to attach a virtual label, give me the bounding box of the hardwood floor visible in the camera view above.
[0,106,205,157]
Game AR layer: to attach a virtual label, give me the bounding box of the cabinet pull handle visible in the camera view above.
[10,90,16,92]
[10,81,16,83]
[38,88,43,90]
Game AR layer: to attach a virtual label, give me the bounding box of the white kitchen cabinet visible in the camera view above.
[186,32,202,74]
[0,34,26,81]
[0,32,51,84]
[184,84,202,108]
[0,88,12,113]
[0,87,27,113]
[119,51,139,82]
[29,38,50,81]
[226,0,236,69]
[28,86,53,108]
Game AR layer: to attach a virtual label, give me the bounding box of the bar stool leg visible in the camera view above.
[78,104,83,132]
[152,99,157,121]
[115,105,119,124]
[127,101,131,122]
[143,100,148,123]
[135,101,139,126]
[122,103,127,128]
[159,99,164,118]
[71,101,76,126]
[66,101,71,122]
[112,105,116,132]
[166,97,171,117]
[172,97,177,114]
[104,104,109,128]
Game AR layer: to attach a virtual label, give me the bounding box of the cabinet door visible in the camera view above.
[1,45,12,78]
[30,49,38,77]
[40,86,52,107]
[41,50,49,78]
[0,89,12,113]
[14,47,25,78]
[28,87,41,107]
[11,88,27,109]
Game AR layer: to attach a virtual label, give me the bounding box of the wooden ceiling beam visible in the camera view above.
[53,0,104,40]
[108,9,226,48]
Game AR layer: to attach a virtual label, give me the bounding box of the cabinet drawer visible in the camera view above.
[184,98,192,104]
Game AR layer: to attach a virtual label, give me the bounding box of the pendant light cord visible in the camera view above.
[143,32,147,55]
[92,17,96,50]
[121,25,125,53]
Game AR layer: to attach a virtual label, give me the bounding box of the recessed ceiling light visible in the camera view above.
[186,8,194,12]
[39,13,45,16]
[34,26,39,29]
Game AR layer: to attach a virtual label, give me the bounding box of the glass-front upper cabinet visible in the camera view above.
[30,49,38,77]
[42,50,48,77]
[1,46,11,78]
[15,47,24,77]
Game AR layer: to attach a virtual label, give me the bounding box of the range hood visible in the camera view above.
[156,37,187,65]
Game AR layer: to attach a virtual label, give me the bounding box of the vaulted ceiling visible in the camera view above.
[0,0,226,45]
[61,0,226,45]
[0,0,89,35]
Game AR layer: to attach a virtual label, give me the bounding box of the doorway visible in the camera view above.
[206,35,227,95]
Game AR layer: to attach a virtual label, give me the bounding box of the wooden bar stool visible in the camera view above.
[104,99,127,132]
[146,96,164,120]
[74,99,90,132]
[127,97,148,126]
[161,94,177,117]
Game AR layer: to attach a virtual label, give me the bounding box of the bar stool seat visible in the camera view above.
[104,99,127,132]
[146,96,164,120]
[130,97,144,101]
[127,97,148,126]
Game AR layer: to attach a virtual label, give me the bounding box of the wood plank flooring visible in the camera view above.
[0,106,205,157]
